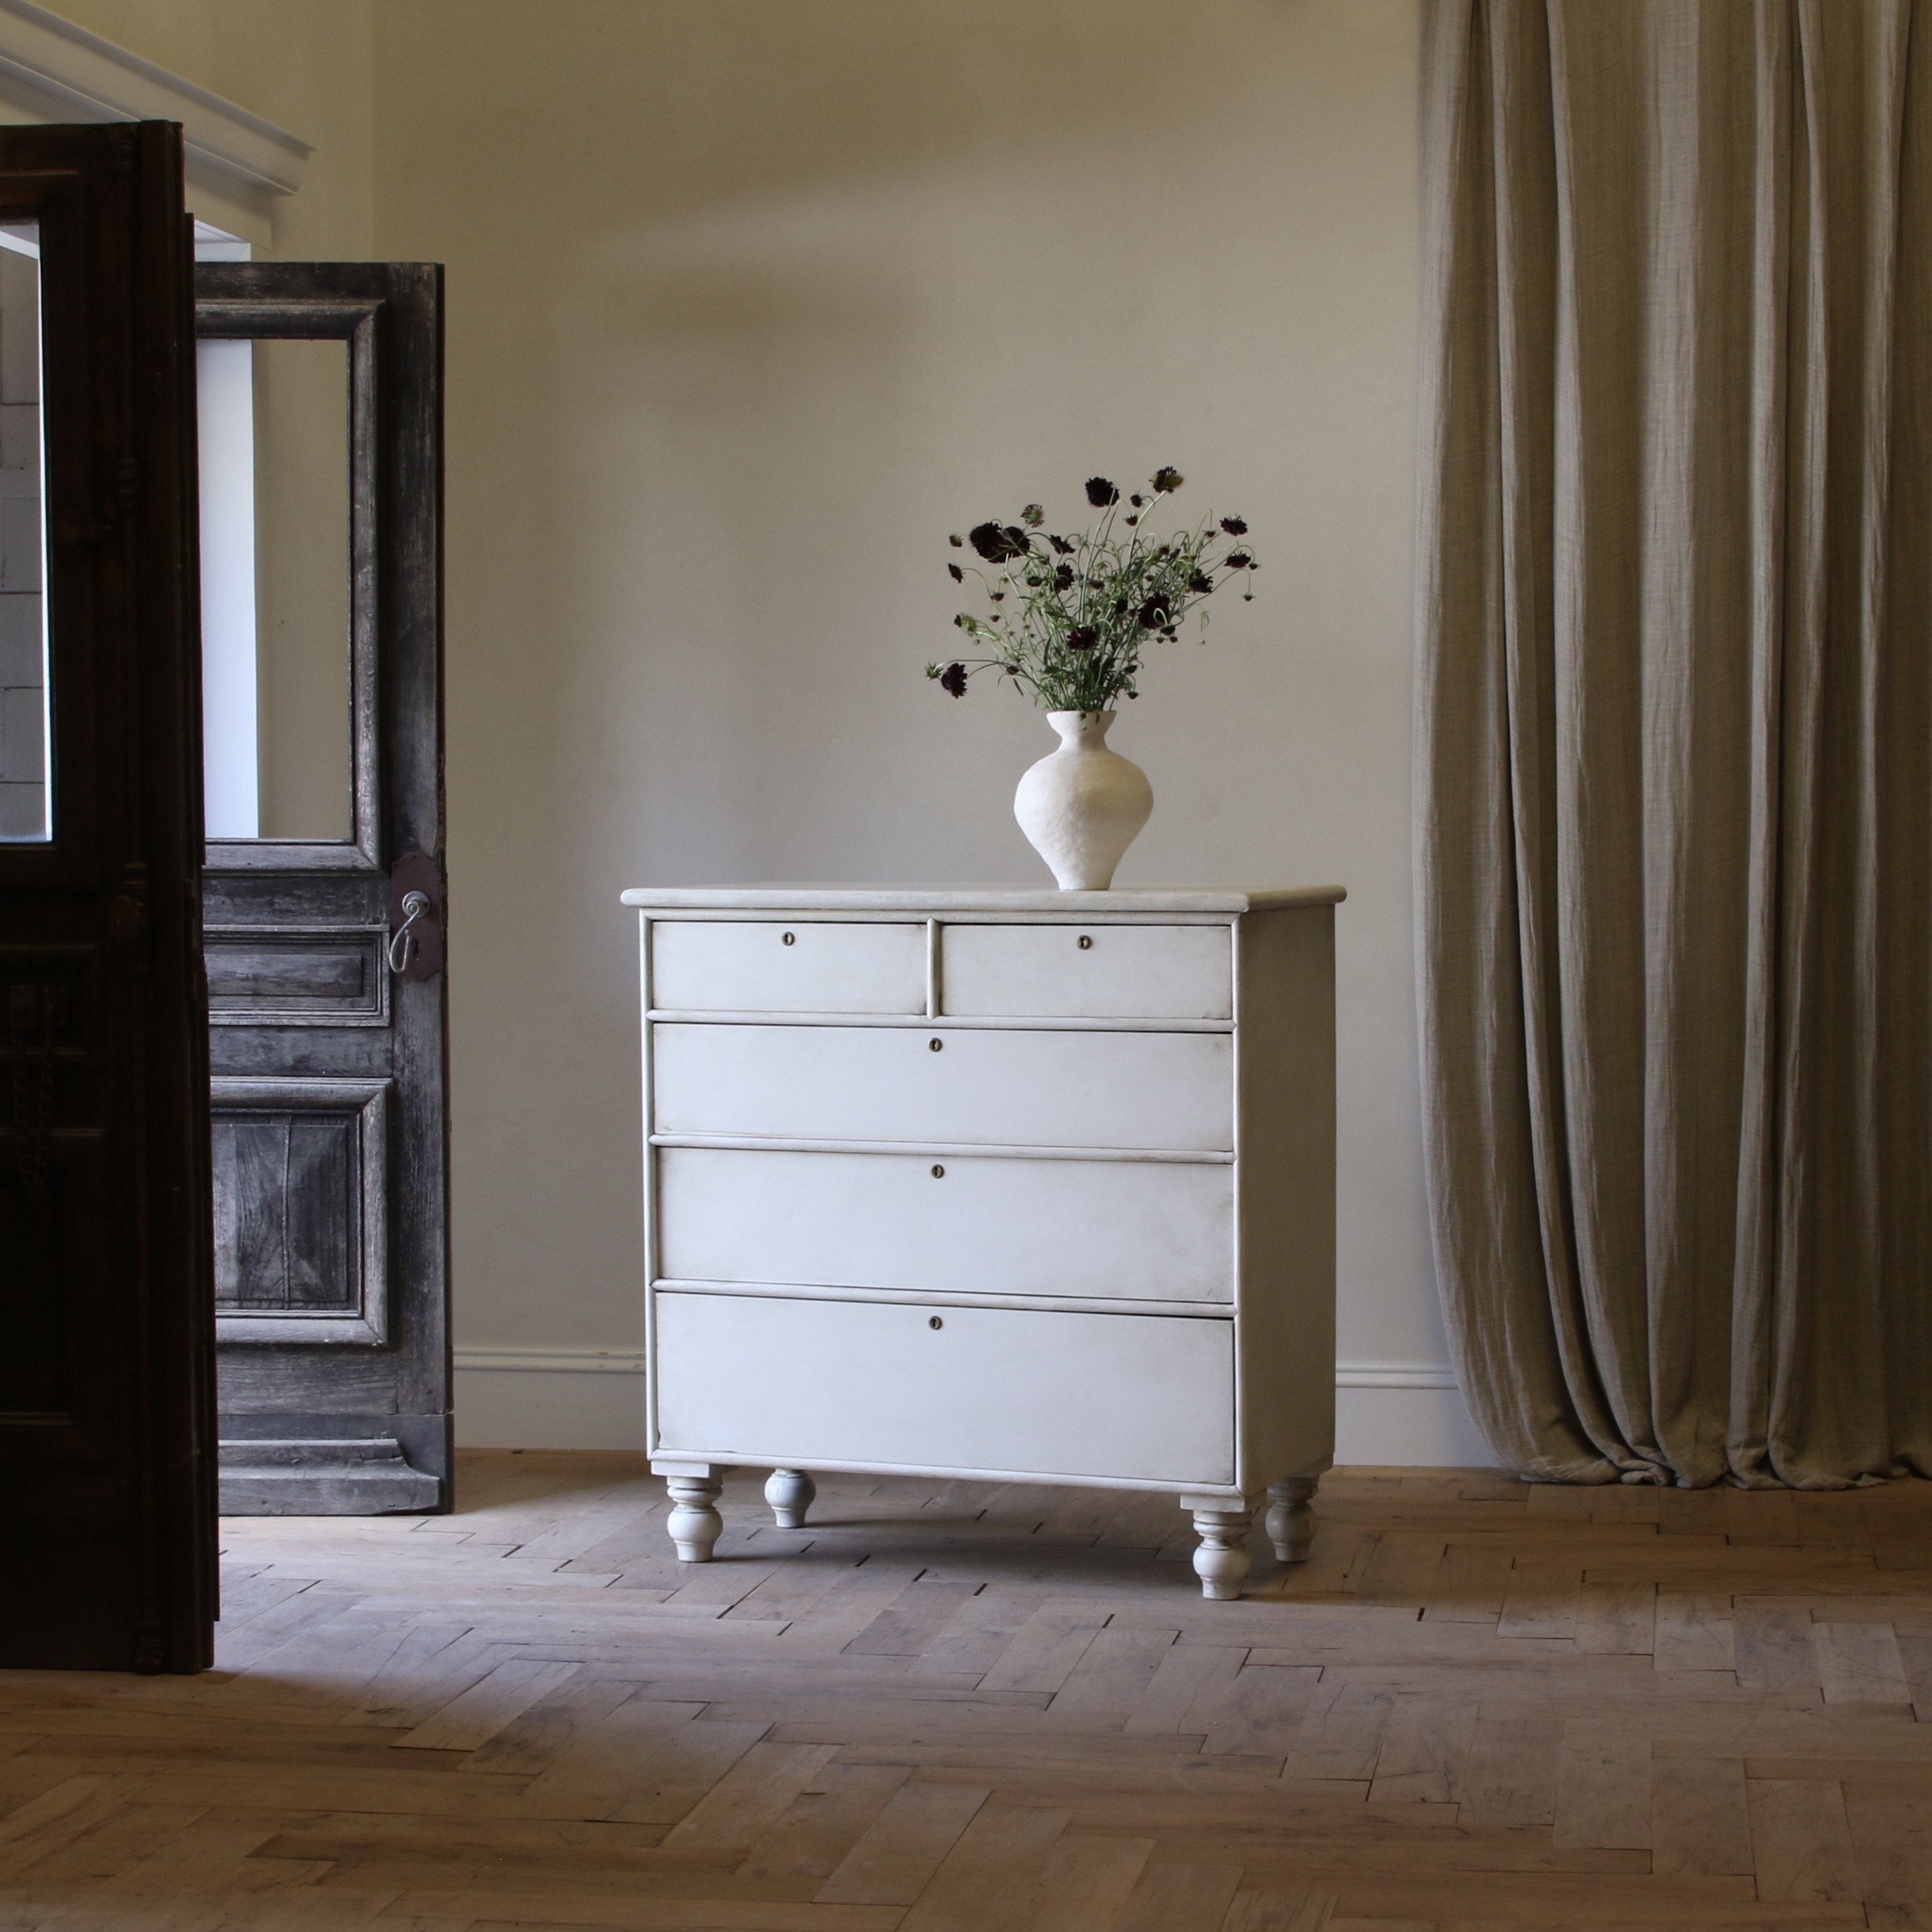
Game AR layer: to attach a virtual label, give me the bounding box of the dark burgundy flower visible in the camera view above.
[1054,563,1074,591]
[1130,494,1145,508]
[1124,515,1139,526]
[1066,625,1099,651]
[1048,534,1075,555]
[969,521,1031,562]
[1152,466,1184,493]
[939,662,969,697]
[1086,476,1120,507]
[1188,570,1213,594]
[1225,550,1253,570]
[953,613,967,627]
[948,562,964,582]
[1219,515,1247,536]
[1137,595,1172,629]
[1022,503,1045,527]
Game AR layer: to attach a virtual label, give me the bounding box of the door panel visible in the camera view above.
[211,1076,388,1344]
[0,124,217,1672]
[196,264,447,1514]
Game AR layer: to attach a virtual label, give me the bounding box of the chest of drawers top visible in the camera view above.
[621,886,1346,914]
[624,886,1346,1028]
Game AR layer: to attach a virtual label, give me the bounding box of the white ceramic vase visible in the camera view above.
[1012,710,1153,891]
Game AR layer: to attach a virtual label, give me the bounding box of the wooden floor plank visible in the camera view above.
[1366,1698,1477,1804]
[892,1802,1068,1932]
[1748,1778,1862,1904]
[663,1743,842,1849]
[1551,1729,1650,1850]
[1014,1830,1152,1931]
[814,1782,990,1906]
[1203,1665,1325,1760]
[1649,1754,1753,1877]
[1814,1621,1912,1706]
[735,1763,910,1884]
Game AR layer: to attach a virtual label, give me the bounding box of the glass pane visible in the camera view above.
[199,335,353,842]
[0,220,48,844]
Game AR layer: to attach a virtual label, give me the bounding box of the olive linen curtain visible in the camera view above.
[1415,0,1932,1487]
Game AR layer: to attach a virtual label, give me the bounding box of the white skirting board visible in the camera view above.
[453,1349,1500,1468]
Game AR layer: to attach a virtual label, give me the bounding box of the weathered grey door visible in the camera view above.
[196,263,449,1513]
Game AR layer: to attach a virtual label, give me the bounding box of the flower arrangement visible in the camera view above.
[926,467,1257,712]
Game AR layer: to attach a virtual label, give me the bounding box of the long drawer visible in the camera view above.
[650,920,925,1014]
[651,1024,1233,1150]
[657,1146,1232,1302]
[653,1290,1233,1483]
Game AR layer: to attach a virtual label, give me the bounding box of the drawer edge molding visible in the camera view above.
[652,1279,1235,1318]
[642,1445,1249,1500]
[623,886,1346,912]
[648,1132,1237,1165]
[647,1009,1234,1033]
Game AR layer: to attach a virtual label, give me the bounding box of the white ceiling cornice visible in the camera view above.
[0,0,310,197]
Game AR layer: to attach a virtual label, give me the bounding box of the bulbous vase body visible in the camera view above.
[1012,710,1153,891]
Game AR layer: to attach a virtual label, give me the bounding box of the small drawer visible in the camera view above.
[652,1024,1233,1150]
[942,923,1230,1020]
[653,1290,1233,1483]
[657,1147,1232,1302]
[649,920,925,1015]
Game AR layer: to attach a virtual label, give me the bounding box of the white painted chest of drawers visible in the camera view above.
[621,885,1342,1598]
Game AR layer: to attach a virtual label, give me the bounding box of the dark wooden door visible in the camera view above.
[0,124,216,1672]
[194,264,449,1513]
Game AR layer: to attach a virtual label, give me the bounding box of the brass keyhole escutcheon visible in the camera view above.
[929,1316,944,1330]
[1077,934,1093,950]
[781,931,795,945]
[929,1037,943,1052]
[931,1164,945,1178]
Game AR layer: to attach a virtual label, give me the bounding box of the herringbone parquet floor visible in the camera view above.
[1,1453,1929,1930]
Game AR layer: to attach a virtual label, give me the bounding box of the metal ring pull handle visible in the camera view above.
[388,891,432,974]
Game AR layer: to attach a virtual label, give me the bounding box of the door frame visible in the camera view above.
[0,122,216,1674]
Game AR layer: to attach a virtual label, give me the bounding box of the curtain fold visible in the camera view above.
[1416,0,1932,1487]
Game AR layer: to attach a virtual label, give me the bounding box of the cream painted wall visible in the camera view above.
[26,0,1487,1463]
[366,0,1483,1460]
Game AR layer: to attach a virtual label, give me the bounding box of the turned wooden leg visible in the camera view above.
[663,1472,725,1562]
[1266,1473,1319,1564]
[1181,1494,1256,1600]
[765,1468,816,1528]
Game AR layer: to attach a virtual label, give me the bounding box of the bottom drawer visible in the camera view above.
[653,1291,1233,1485]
